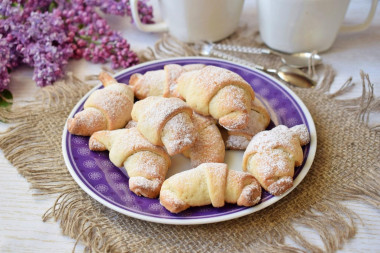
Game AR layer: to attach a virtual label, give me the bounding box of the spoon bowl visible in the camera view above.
[274,65,316,88]
[273,51,323,69]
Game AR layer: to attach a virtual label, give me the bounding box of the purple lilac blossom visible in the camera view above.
[0,0,23,69]
[0,0,154,89]
[0,37,11,91]
[16,11,73,86]
[59,0,140,67]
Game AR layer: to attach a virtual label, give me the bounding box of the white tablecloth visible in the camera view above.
[0,1,379,252]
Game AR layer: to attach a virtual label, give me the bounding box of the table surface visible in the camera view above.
[1,1,379,252]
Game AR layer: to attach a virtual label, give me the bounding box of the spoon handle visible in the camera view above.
[203,48,267,71]
[210,43,272,55]
[200,49,315,88]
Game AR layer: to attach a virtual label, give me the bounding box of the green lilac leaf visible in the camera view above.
[0,89,13,107]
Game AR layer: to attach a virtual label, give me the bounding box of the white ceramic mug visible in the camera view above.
[130,0,245,43]
[257,0,378,53]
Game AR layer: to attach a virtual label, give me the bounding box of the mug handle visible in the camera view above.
[130,0,168,32]
[339,0,378,33]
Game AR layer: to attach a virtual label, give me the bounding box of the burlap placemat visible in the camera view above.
[0,30,379,252]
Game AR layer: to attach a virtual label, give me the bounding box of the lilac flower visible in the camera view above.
[0,37,11,91]
[0,0,154,88]
[0,1,16,20]
[0,0,23,90]
[60,0,139,68]
[16,11,73,86]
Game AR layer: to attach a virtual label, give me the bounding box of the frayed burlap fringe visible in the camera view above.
[1,31,379,253]
[0,73,94,194]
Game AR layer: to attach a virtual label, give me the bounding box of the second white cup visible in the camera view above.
[257,0,378,53]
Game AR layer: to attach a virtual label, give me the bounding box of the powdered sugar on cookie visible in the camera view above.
[243,124,310,196]
[226,135,250,150]
[132,96,196,155]
[161,112,197,155]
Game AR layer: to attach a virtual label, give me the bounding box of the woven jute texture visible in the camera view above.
[0,30,379,252]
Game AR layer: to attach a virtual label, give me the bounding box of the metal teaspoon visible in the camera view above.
[200,45,316,88]
[207,42,322,69]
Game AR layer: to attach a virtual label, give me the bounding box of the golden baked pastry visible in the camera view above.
[129,64,205,100]
[160,163,262,213]
[225,98,271,150]
[242,124,310,196]
[89,128,171,198]
[164,64,206,99]
[67,72,134,136]
[182,113,225,167]
[177,65,255,130]
[128,69,166,100]
[131,96,197,156]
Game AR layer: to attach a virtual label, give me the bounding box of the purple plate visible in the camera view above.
[62,57,317,225]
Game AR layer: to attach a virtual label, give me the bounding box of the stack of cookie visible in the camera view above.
[67,65,310,213]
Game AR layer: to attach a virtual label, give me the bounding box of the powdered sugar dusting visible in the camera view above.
[135,97,189,130]
[159,189,188,213]
[226,135,250,150]
[243,124,309,195]
[267,177,293,196]
[244,110,268,135]
[125,120,137,129]
[84,87,133,130]
[225,106,270,150]
[68,107,107,136]
[129,177,160,191]
[207,163,228,181]
[91,128,170,197]
[164,64,183,97]
[161,112,196,155]
[240,183,261,205]
[127,151,166,179]
[290,124,310,146]
[124,128,159,151]
[133,96,195,151]
[187,124,225,167]
[210,84,251,130]
[129,70,165,99]
[89,135,106,151]
[191,112,216,131]
[101,128,170,167]
[251,149,292,179]
[178,65,254,121]
[196,66,251,93]
[246,125,301,154]
[219,85,249,112]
